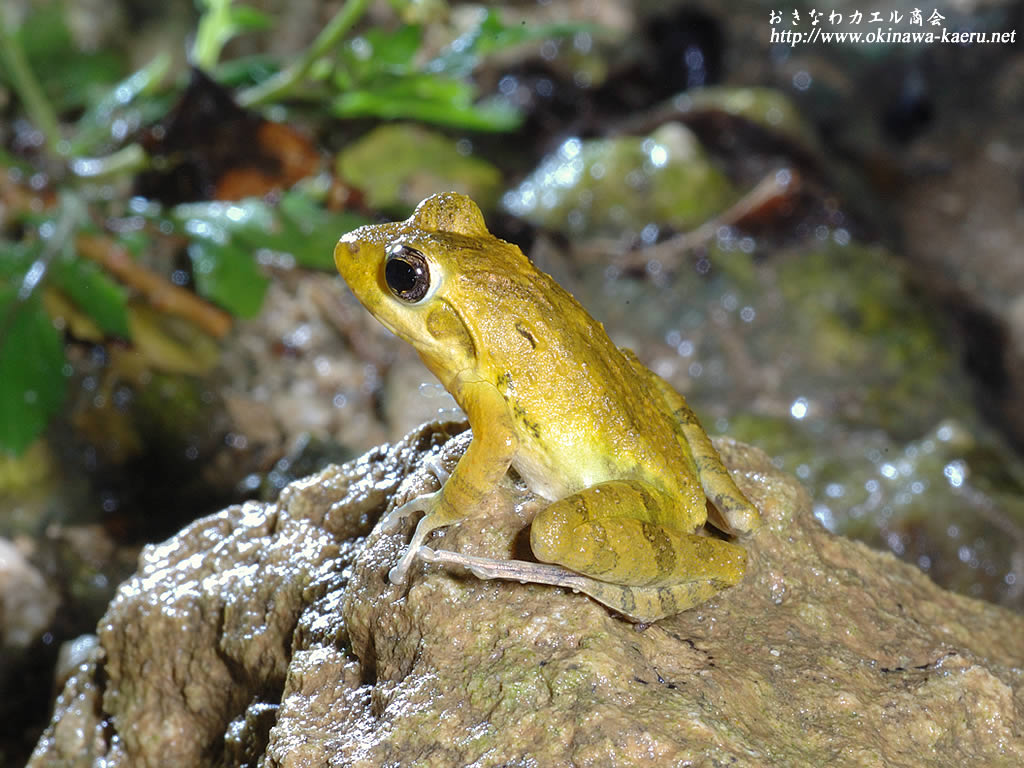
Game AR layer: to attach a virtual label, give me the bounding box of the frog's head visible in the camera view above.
[335,192,519,384]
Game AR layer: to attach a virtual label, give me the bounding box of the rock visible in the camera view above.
[29,422,1024,767]
[674,85,821,151]
[0,537,59,650]
[901,132,1024,448]
[336,124,503,215]
[502,123,736,237]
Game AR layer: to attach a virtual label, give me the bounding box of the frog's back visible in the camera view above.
[454,257,697,503]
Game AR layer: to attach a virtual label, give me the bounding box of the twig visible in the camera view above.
[617,168,801,272]
[76,234,233,338]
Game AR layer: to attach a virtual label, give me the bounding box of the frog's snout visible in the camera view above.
[333,237,363,280]
[336,235,361,254]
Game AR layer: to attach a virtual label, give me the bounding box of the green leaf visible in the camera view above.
[277,190,371,269]
[335,124,503,212]
[333,88,520,131]
[474,15,600,56]
[211,54,281,88]
[193,0,271,71]
[0,287,68,455]
[69,52,171,156]
[172,200,271,317]
[427,9,601,78]
[332,73,520,131]
[50,256,131,338]
[0,241,38,280]
[187,240,269,318]
[344,24,421,79]
[0,1,124,112]
[174,198,277,243]
[228,5,273,31]
[171,193,368,314]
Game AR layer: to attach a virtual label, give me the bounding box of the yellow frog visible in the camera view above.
[334,192,760,622]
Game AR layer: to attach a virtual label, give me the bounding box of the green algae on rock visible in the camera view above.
[336,123,503,215]
[675,86,822,151]
[502,123,736,237]
[28,422,1024,768]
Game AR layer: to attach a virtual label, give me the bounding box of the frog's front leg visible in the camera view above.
[384,374,518,585]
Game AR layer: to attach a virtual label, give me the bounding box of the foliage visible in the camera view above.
[0,287,68,455]
[173,189,369,317]
[192,0,272,72]
[329,21,520,130]
[0,0,595,454]
[324,9,596,129]
[0,1,124,116]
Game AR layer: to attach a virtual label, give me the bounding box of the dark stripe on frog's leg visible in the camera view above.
[641,522,677,580]
[672,406,699,426]
[510,401,542,439]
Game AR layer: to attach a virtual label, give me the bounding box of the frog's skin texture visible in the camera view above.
[334,193,761,622]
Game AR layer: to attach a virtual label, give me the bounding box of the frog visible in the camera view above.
[334,192,761,622]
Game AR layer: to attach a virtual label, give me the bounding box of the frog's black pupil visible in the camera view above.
[385,247,430,302]
[386,258,417,292]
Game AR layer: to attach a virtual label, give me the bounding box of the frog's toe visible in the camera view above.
[424,454,450,484]
[380,490,439,533]
[387,554,414,585]
[388,541,437,584]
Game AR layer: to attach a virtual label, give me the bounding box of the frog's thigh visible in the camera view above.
[661,392,760,534]
[530,480,747,589]
[675,404,760,534]
[621,349,760,535]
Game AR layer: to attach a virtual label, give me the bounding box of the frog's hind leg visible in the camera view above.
[673,400,760,535]
[529,479,747,590]
[624,350,761,536]
[420,547,729,623]
[425,479,748,622]
[533,482,747,621]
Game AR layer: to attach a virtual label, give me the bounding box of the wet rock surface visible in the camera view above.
[0,537,59,650]
[29,422,1024,768]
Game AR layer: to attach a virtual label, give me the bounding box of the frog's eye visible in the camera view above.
[384,245,432,303]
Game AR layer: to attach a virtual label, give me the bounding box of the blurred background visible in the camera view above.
[2,0,1022,762]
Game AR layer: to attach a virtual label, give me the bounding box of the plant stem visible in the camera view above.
[69,144,149,179]
[0,16,64,157]
[238,0,372,107]
[192,0,234,72]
